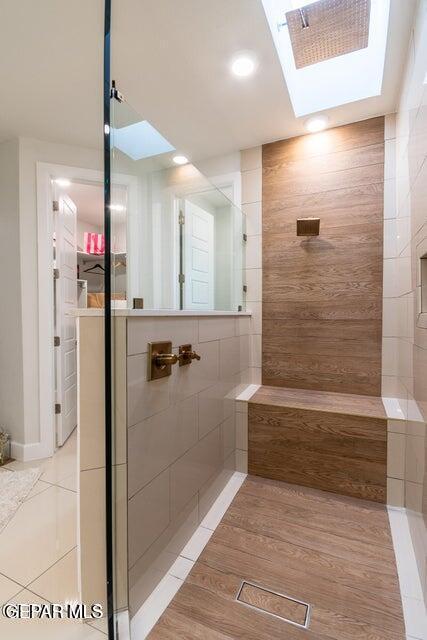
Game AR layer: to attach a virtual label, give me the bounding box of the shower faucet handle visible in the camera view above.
[179,344,201,366]
[148,341,178,381]
[147,341,201,380]
[155,353,179,366]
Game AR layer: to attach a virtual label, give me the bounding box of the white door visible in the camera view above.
[183,201,214,310]
[54,194,78,446]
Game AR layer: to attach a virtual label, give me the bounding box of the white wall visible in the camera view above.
[0,139,25,448]
[195,151,242,203]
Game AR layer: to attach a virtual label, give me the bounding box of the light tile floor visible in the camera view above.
[0,430,102,638]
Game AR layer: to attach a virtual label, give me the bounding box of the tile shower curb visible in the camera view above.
[388,506,427,639]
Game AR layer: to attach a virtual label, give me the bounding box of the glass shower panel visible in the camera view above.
[107,91,246,638]
[108,95,245,312]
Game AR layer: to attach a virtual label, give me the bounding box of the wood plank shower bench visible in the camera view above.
[248,386,387,503]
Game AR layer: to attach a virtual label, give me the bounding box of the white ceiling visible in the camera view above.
[0,0,104,150]
[0,0,417,162]
[67,183,104,227]
[66,182,126,227]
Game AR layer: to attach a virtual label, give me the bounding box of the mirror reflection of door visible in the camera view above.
[183,200,214,310]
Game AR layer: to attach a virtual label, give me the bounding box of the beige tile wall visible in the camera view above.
[241,146,262,384]
[238,146,263,472]
[384,0,427,601]
[127,314,251,614]
[382,113,415,407]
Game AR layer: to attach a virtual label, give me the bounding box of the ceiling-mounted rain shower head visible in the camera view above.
[297,217,320,236]
[286,0,371,69]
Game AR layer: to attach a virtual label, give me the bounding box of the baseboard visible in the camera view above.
[10,439,52,462]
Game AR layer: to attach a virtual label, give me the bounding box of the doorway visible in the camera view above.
[36,164,134,459]
[176,185,240,312]
[181,199,215,310]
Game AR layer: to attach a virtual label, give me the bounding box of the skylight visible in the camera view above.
[112,120,175,161]
[262,0,390,117]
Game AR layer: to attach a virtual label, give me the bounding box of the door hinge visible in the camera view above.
[179,212,185,225]
[55,403,61,415]
[54,336,60,347]
[110,80,124,103]
[238,305,243,312]
[178,273,185,284]
[243,285,248,293]
[52,200,59,212]
[243,233,247,242]
[53,268,59,279]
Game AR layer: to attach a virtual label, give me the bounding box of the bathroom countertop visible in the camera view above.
[72,308,252,317]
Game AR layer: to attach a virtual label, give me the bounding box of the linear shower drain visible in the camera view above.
[236,581,311,629]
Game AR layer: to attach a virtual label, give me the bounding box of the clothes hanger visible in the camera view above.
[83,263,105,275]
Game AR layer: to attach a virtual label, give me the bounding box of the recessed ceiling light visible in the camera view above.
[231,55,256,77]
[110,204,126,212]
[54,178,71,187]
[305,115,329,133]
[173,155,189,165]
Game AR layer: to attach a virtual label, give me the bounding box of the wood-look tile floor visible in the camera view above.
[148,476,405,640]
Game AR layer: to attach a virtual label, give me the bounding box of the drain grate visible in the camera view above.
[236,581,311,629]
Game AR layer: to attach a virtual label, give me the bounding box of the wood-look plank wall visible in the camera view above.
[262,117,384,395]
[248,402,387,502]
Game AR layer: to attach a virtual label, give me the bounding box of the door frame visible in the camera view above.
[36,162,137,460]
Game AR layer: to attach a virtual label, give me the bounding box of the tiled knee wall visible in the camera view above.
[126,314,252,613]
